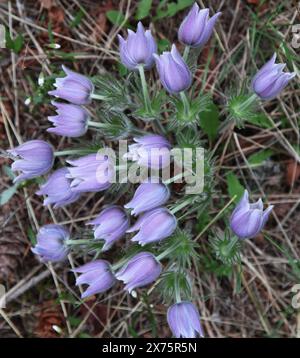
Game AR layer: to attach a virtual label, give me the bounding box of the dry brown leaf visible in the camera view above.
[35,301,64,338]
[48,6,65,24]
[285,159,300,186]
[39,0,55,9]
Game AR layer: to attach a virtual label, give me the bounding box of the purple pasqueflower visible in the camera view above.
[73,260,116,299]
[31,224,70,263]
[252,53,296,100]
[127,207,177,246]
[87,206,130,251]
[178,4,221,48]
[124,135,171,169]
[8,140,54,184]
[115,252,161,293]
[66,153,113,193]
[154,44,192,94]
[36,168,80,208]
[167,301,204,338]
[118,22,157,71]
[125,183,170,216]
[49,65,94,105]
[47,101,89,137]
[230,190,274,239]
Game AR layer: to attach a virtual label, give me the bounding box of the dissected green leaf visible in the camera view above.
[247,113,272,128]
[199,102,220,141]
[226,172,245,202]
[135,0,152,20]
[106,10,126,26]
[70,8,85,28]
[248,149,274,166]
[155,0,193,20]
[5,29,24,54]
[0,184,18,206]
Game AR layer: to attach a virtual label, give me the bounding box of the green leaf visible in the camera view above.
[157,38,170,52]
[70,8,85,28]
[13,34,24,53]
[155,0,193,20]
[135,0,152,20]
[248,149,274,166]
[177,0,194,10]
[0,184,18,205]
[247,113,272,128]
[5,29,24,54]
[3,165,15,180]
[27,227,36,246]
[226,172,245,202]
[106,10,126,26]
[199,103,220,141]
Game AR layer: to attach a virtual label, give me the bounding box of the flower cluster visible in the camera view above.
[6,2,293,338]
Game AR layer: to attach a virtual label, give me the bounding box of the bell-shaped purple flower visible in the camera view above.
[127,207,177,246]
[125,183,170,216]
[167,301,204,338]
[66,153,113,193]
[8,140,54,184]
[49,65,94,105]
[47,102,89,137]
[73,260,116,299]
[115,252,161,293]
[252,53,296,100]
[36,168,80,208]
[124,135,171,169]
[87,206,130,251]
[178,4,221,48]
[230,190,274,239]
[118,22,157,71]
[31,224,70,263]
[154,45,192,94]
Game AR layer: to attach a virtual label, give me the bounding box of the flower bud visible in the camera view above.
[49,65,94,105]
[252,53,296,100]
[127,207,177,246]
[66,153,113,193]
[154,44,192,94]
[8,140,54,183]
[47,102,89,137]
[36,168,80,208]
[124,134,171,169]
[116,252,161,293]
[118,22,157,71]
[87,206,129,251]
[73,260,116,299]
[31,224,70,262]
[230,190,274,239]
[125,183,170,216]
[167,301,204,338]
[178,4,221,48]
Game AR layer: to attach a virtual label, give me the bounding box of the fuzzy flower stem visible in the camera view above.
[54,149,95,157]
[175,279,182,303]
[180,91,190,118]
[183,46,190,61]
[111,258,129,272]
[195,195,237,241]
[90,93,107,101]
[170,196,195,215]
[241,93,257,111]
[65,239,92,246]
[156,243,180,261]
[87,121,108,128]
[138,65,151,113]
